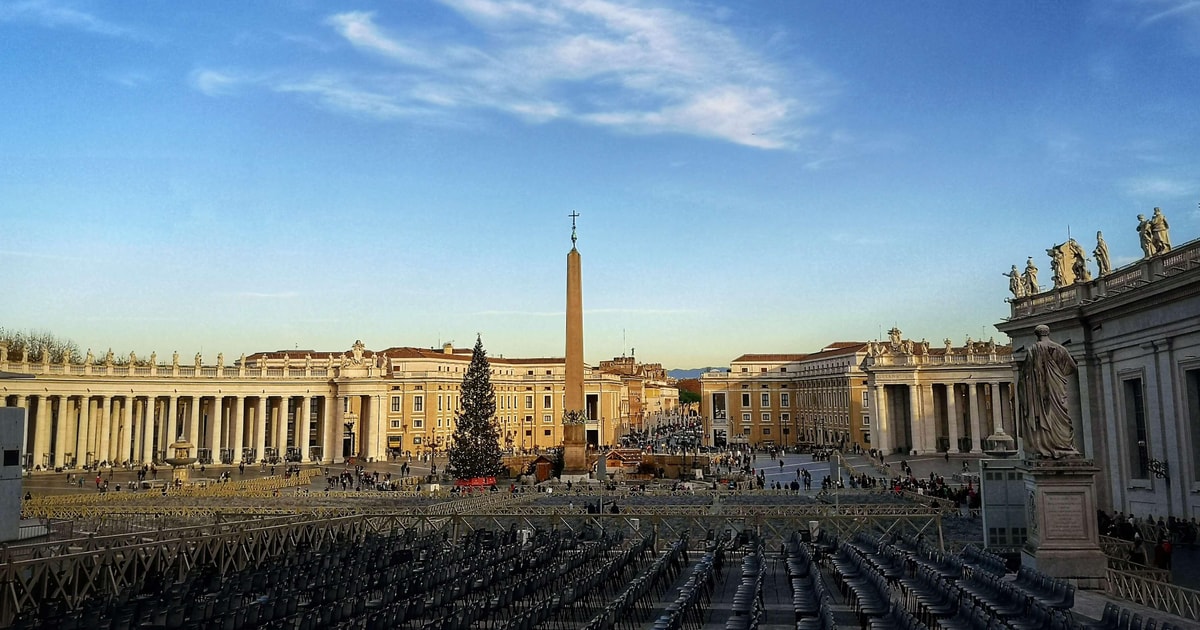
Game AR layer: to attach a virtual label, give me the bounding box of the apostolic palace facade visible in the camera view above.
[0,340,678,471]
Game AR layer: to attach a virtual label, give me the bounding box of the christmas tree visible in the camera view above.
[447,334,504,480]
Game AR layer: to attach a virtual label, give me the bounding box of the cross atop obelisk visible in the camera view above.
[569,210,579,248]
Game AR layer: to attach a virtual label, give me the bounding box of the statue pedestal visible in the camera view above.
[1020,458,1108,589]
[562,424,588,477]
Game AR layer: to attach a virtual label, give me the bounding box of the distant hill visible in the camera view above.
[669,367,723,380]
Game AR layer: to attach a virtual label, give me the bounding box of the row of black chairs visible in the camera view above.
[649,536,727,630]
[725,545,765,630]
[1079,601,1186,630]
[580,535,695,630]
[783,532,838,630]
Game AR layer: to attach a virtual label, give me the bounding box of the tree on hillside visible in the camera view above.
[447,335,504,480]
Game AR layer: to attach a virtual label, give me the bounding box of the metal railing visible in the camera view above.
[1107,568,1200,622]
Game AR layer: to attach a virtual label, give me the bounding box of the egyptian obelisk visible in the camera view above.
[562,211,588,477]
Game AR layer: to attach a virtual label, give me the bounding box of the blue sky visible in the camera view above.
[2,1,1199,369]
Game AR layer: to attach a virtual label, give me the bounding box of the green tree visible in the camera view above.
[447,335,504,480]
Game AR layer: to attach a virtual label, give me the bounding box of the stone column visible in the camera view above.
[920,384,936,454]
[33,396,51,469]
[166,396,179,444]
[141,397,155,464]
[254,397,267,463]
[989,382,1002,439]
[907,385,921,455]
[322,396,335,463]
[275,397,288,457]
[120,397,134,465]
[296,396,310,462]
[210,396,224,463]
[872,385,891,454]
[53,396,70,469]
[967,384,982,452]
[946,384,960,453]
[188,397,201,445]
[231,396,245,463]
[95,396,111,465]
[75,396,92,467]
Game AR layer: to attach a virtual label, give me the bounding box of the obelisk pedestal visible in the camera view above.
[1020,458,1108,589]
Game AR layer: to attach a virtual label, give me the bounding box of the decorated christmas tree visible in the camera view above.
[447,335,504,480]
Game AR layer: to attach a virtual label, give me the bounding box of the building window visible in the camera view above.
[438,395,443,411]
[525,395,533,409]
[543,394,552,409]
[525,415,533,424]
[762,428,771,435]
[761,413,770,424]
[761,367,767,373]
[781,413,790,423]
[741,368,748,373]
[413,436,423,445]
[862,391,869,408]
[742,413,751,424]
[343,398,349,413]
[741,393,751,406]
[743,426,751,435]
[863,415,870,426]
[761,393,770,407]
[863,431,870,444]
[412,419,423,428]
[1123,377,1149,479]
[390,396,401,412]
[544,429,552,436]
[781,393,790,407]
[413,396,424,413]
[390,419,401,429]
[543,414,552,424]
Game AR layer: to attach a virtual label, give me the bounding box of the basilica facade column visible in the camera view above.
[254,397,267,463]
[73,396,90,467]
[274,397,288,458]
[231,396,245,463]
[53,396,70,469]
[871,385,890,454]
[988,382,1002,441]
[140,397,155,464]
[324,396,338,463]
[120,396,134,465]
[967,384,982,452]
[296,396,310,462]
[165,396,179,445]
[187,397,201,445]
[95,396,111,465]
[33,396,51,469]
[210,396,224,463]
[946,384,960,453]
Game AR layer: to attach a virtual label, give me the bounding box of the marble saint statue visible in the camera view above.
[1137,214,1154,258]
[1023,257,1040,294]
[1018,325,1080,459]
[1069,239,1091,283]
[1151,207,1171,254]
[1004,265,1025,298]
[1093,231,1111,276]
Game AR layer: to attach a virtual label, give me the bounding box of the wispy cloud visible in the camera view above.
[1141,0,1200,27]
[1120,175,1198,198]
[196,1,831,150]
[231,291,301,299]
[190,69,241,96]
[0,0,135,38]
